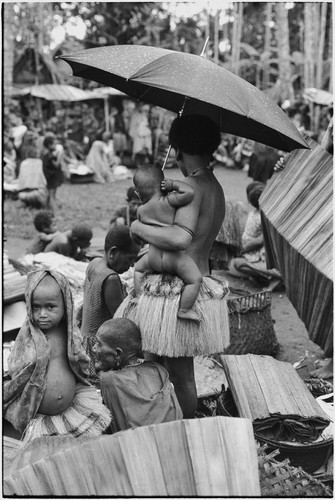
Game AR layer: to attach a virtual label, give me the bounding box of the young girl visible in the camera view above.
[3,269,111,444]
[94,318,183,433]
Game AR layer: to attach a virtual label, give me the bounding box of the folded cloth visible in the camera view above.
[22,384,111,444]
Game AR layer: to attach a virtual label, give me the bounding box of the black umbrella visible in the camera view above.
[59,45,309,152]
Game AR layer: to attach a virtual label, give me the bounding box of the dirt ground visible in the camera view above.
[3,165,327,380]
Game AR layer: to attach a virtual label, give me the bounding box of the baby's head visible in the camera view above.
[169,115,221,157]
[133,165,164,201]
[246,182,265,209]
[95,318,142,371]
[104,226,140,273]
[71,224,93,250]
[30,274,65,333]
[33,211,58,234]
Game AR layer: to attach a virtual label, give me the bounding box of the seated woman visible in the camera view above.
[94,318,183,431]
[228,183,282,288]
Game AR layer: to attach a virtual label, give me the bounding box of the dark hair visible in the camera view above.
[126,186,141,202]
[43,134,56,149]
[169,114,221,155]
[33,211,55,232]
[72,223,93,242]
[104,226,138,253]
[247,185,265,209]
[246,181,265,197]
[98,318,142,354]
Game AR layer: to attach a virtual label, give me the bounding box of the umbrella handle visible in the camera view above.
[200,37,209,57]
[162,145,172,171]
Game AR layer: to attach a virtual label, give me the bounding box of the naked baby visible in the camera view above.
[4,269,111,443]
[133,165,203,322]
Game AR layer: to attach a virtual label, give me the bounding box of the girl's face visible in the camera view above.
[94,331,120,371]
[32,278,64,332]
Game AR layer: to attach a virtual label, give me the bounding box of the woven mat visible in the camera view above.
[194,356,229,398]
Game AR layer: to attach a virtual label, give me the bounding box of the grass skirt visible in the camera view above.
[114,273,230,357]
[22,384,111,445]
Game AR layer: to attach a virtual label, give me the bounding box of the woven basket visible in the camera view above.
[255,432,333,475]
[224,290,279,355]
[258,445,333,497]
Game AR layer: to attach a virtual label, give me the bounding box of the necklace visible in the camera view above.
[190,166,210,176]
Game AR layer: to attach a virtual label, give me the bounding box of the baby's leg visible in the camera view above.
[134,253,150,296]
[172,255,203,323]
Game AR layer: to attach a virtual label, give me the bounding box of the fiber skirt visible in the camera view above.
[22,384,112,445]
[114,273,230,358]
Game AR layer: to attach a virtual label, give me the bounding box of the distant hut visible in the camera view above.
[13,47,63,88]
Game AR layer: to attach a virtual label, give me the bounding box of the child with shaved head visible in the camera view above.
[94,318,182,432]
[133,165,203,322]
[3,270,111,443]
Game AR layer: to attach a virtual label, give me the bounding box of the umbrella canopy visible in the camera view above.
[59,45,308,152]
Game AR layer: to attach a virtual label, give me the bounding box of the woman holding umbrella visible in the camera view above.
[121,115,230,418]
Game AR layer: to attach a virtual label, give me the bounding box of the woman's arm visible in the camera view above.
[162,179,194,208]
[241,235,264,254]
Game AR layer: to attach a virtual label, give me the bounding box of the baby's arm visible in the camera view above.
[162,179,194,208]
[39,231,61,242]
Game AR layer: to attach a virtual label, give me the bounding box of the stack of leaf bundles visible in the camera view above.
[220,354,330,443]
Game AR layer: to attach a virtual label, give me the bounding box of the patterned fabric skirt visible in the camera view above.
[22,384,111,445]
[83,335,99,383]
[114,273,230,358]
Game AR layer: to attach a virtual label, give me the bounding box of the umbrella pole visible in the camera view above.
[162,97,190,171]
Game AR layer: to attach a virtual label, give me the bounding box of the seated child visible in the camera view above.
[44,223,93,261]
[133,165,203,322]
[26,210,60,255]
[94,318,183,432]
[81,226,140,382]
[3,269,111,444]
[109,186,142,228]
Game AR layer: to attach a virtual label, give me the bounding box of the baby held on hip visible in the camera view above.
[133,170,203,322]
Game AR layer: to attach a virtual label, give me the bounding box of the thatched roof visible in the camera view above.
[13,47,63,87]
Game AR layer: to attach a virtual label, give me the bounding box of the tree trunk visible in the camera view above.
[304,3,314,89]
[275,3,294,102]
[263,3,272,90]
[231,3,243,74]
[214,9,219,64]
[3,3,15,105]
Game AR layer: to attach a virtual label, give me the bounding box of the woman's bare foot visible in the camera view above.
[178,309,201,323]
[310,358,333,379]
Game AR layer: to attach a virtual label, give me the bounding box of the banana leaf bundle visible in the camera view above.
[260,136,333,356]
[220,354,330,443]
[5,417,260,497]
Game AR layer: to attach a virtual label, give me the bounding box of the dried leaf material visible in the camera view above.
[4,417,261,497]
[260,136,333,357]
[220,354,330,442]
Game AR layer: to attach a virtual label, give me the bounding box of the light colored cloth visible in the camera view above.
[22,383,111,444]
[242,209,266,264]
[85,141,112,183]
[100,360,183,433]
[3,269,110,436]
[17,158,47,191]
[114,273,230,357]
